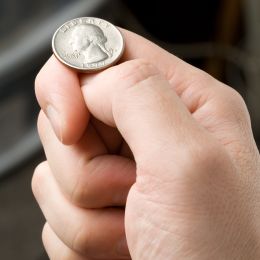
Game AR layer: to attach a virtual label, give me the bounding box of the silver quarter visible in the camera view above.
[52,17,125,72]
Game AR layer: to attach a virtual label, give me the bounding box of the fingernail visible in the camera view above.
[116,237,130,257]
[46,105,63,142]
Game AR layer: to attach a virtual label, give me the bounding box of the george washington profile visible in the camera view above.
[69,24,111,64]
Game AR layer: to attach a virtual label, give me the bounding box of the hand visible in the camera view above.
[32,29,260,259]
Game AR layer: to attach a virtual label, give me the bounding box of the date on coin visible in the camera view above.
[52,17,125,72]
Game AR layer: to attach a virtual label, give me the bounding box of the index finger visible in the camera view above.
[35,28,185,144]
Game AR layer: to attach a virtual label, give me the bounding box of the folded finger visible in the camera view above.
[38,111,135,208]
[32,162,130,259]
[42,223,130,260]
[35,55,89,144]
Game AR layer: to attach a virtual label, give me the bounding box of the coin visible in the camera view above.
[52,17,125,72]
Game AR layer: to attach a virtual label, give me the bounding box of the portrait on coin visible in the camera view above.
[69,24,111,64]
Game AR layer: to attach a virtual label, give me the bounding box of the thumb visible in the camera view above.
[82,59,203,166]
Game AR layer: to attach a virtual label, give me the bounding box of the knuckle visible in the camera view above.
[117,59,161,90]
[41,223,63,260]
[37,110,44,134]
[112,59,164,120]
[186,68,214,91]
[41,222,49,248]
[192,69,213,85]
[224,86,245,107]
[31,161,49,197]
[37,110,49,142]
[34,71,44,99]
[217,86,250,123]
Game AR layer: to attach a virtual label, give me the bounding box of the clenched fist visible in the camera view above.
[32,29,260,260]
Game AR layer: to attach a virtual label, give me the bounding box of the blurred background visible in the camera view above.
[0,0,260,259]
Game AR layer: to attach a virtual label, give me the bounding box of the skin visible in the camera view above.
[32,29,260,259]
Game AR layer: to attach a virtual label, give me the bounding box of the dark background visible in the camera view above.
[1,0,260,259]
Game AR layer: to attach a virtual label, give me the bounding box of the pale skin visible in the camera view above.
[32,29,260,259]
